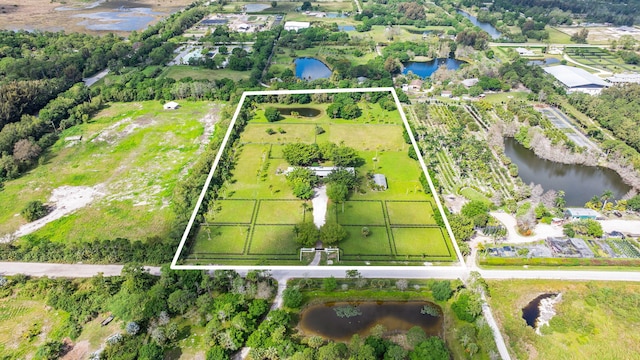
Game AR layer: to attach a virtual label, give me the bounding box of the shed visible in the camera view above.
[163,101,180,110]
[461,78,479,88]
[373,174,388,190]
[515,47,535,56]
[409,79,423,90]
[564,208,600,220]
[441,90,452,98]
[284,21,310,31]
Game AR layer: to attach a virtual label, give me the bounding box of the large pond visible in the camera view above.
[402,58,465,78]
[295,57,332,81]
[457,10,502,39]
[276,107,322,117]
[72,7,162,31]
[528,58,561,66]
[298,301,442,341]
[504,138,632,206]
[339,25,356,31]
[244,3,271,12]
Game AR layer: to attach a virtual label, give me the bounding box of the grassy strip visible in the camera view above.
[480,257,640,267]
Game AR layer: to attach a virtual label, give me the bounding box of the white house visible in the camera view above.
[163,101,180,110]
[284,21,310,31]
[515,47,535,56]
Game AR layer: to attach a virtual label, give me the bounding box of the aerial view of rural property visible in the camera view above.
[2,0,640,358]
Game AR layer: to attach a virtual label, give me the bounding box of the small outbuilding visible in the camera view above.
[163,101,180,110]
[564,208,600,220]
[373,174,388,190]
[284,21,310,31]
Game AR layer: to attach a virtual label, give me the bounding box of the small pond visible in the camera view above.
[327,12,349,18]
[72,7,162,31]
[276,107,322,117]
[402,58,465,79]
[295,57,332,81]
[298,301,442,341]
[522,293,557,328]
[504,138,632,206]
[339,25,356,31]
[457,10,502,39]
[244,3,271,12]
[528,58,561,66]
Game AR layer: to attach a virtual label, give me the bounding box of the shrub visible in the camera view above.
[283,286,303,308]
[265,128,276,135]
[21,200,48,222]
[431,280,452,301]
[264,107,281,122]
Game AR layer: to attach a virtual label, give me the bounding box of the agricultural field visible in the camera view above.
[0,101,219,243]
[179,92,457,266]
[565,47,640,73]
[162,65,250,82]
[488,280,640,359]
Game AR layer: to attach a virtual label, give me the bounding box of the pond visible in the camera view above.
[457,10,502,39]
[339,25,356,31]
[244,3,271,12]
[402,58,465,79]
[504,138,632,206]
[72,7,162,31]
[295,57,332,81]
[522,293,557,328]
[276,107,322,117]
[327,12,349,18]
[298,301,443,341]
[528,58,561,66]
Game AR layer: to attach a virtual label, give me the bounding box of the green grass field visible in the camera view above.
[488,280,640,359]
[0,101,216,243]
[191,225,249,254]
[249,225,300,254]
[386,201,435,225]
[392,227,450,257]
[337,201,386,226]
[255,200,306,224]
[341,226,392,255]
[206,200,256,224]
[163,65,250,82]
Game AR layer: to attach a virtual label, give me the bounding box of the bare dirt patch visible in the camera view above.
[61,340,90,360]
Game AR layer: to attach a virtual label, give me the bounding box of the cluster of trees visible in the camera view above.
[498,59,563,96]
[283,142,362,167]
[293,221,348,246]
[563,219,603,238]
[327,97,362,119]
[279,26,350,50]
[356,1,449,28]
[455,29,490,50]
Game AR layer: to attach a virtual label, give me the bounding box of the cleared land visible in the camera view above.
[0,101,218,243]
[182,96,456,265]
[488,280,640,359]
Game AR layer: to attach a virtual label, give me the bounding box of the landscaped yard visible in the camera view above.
[181,93,457,265]
[191,225,249,254]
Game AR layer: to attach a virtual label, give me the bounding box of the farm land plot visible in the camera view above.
[180,93,457,265]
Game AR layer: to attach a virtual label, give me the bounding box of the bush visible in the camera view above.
[283,286,303,308]
[21,200,48,222]
[264,107,281,122]
[431,280,452,301]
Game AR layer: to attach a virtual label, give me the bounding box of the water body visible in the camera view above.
[402,58,465,78]
[276,107,322,117]
[73,7,161,31]
[339,25,356,31]
[504,138,631,206]
[298,301,442,341]
[295,58,332,81]
[244,3,271,12]
[457,10,502,39]
[327,12,349,18]
[522,293,556,328]
[528,58,561,66]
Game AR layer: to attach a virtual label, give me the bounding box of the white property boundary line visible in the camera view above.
[171,87,465,270]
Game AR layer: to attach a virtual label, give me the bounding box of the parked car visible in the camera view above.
[613,210,622,217]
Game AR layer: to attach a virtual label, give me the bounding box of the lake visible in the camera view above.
[295,58,332,81]
[298,301,442,341]
[402,58,465,78]
[276,107,322,117]
[457,10,502,39]
[72,7,161,31]
[504,138,632,206]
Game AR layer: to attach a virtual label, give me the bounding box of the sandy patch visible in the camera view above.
[62,340,90,360]
[91,117,156,145]
[1,185,105,243]
[491,211,564,244]
[312,185,328,228]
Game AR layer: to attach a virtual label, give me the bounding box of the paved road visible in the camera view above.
[82,69,109,87]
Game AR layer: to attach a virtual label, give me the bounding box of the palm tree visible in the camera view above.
[301,202,310,218]
[600,189,614,211]
[555,190,566,209]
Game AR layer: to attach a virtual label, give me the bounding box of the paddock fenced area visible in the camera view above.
[564,47,640,73]
[174,88,462,268]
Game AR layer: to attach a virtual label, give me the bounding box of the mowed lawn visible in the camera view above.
[225,144,291,199]
[241,123,317,144]
[337,201,386,226]
[392,227,450,257]
[206,200,255,224]
[341,226,392,255]
[0,101,215,242]
[328,124,404,152]
[488,280,640,360]
[190,225,248,254]
[386,201,436,225]
[255,200,306,224]
[249,225,299,254]
[354,151,426,200]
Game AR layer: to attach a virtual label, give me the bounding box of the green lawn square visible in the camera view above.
[191,225,249,254]
[340,226,392,255]
[337,201,386,226]
[206,200,255,224]
[255,200,306,224]
[249,225,300,254]
[392,227,450,257]
[386,201,436,225]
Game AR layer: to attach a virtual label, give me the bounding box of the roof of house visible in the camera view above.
[461,78,479,87]
[410,79,423,86]
[284,21,310,29]
[163,101,180,108]
[543,65,609,88]
[285,166,354,177]
[565,208,600,217]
